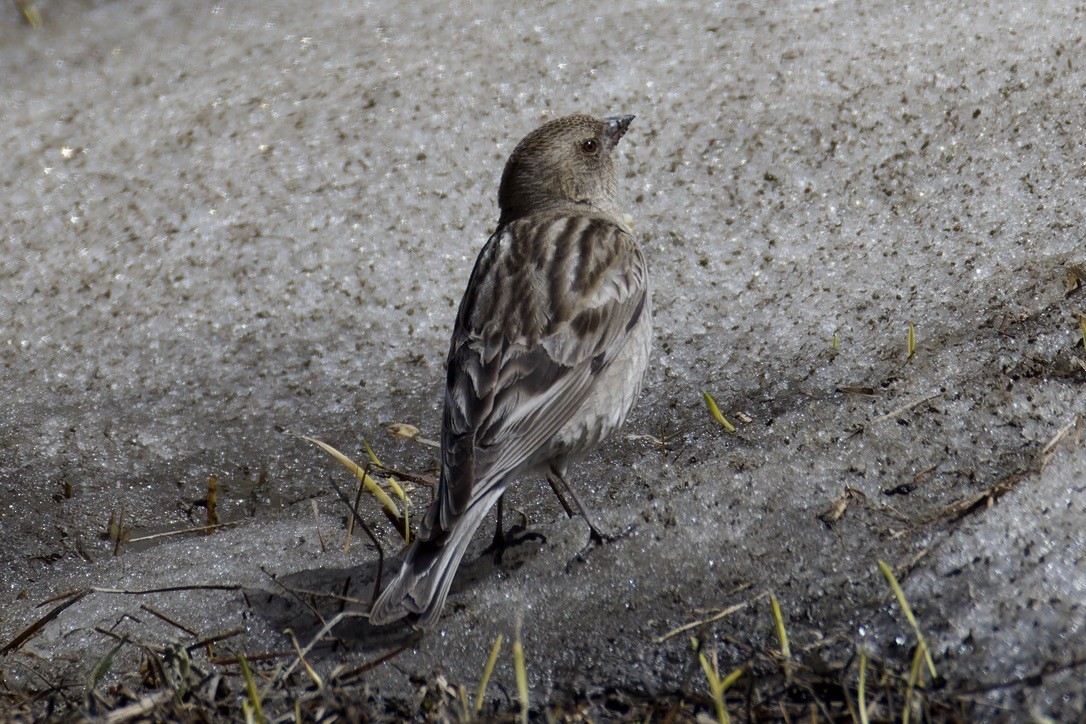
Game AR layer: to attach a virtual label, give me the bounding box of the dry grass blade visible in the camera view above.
[362,437,383,466]
[2,588,91,655]
[703,391,737,432]
[211,650,294,666]
[286,629,323,689]
[127,521,242,544]
[836,386,878,396]
[360,438,411,540]
[103,690,173,723]
[332,641,413,684]
[206,474,219,526]
[870,392,944,425]
[361,438,410,502]
[1039,417,1080,470]
[655,601,750,643]
[301,434,411,544]
[907,322,916,360]
[301,435,402,518]
[274,610,364,685]
[260,567,326,627]
[14,0,42,27]
[878,560,936,678]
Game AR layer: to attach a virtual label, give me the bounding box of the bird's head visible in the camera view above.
[497,113,634,224]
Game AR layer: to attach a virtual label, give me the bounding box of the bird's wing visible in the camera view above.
[429,213,648,533]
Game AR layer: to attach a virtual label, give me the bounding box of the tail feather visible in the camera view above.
[368,486,504,627]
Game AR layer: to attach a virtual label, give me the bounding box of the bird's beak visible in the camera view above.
[604,114,635,145]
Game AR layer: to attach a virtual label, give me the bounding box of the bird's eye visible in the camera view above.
[581,139,599,155]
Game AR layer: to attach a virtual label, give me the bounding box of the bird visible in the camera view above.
[368,113,652,628]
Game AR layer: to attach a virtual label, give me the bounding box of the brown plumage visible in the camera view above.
[369,113,652,628]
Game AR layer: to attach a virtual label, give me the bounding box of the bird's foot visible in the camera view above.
[587,521,636,545]
[486,513,546,565]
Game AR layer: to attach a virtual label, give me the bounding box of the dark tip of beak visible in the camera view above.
[604,114,635,144]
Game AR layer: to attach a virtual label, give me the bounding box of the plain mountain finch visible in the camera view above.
[369,113,651,628]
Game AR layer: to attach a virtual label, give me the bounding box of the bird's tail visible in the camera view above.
[368,485,504,628]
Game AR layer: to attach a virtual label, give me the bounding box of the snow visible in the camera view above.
[1,0,1084,717]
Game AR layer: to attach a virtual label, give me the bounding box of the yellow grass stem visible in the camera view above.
[692,636,741,724]
[513,631,529,724]
[238,652,266,724]
[857,648,870,724]
[302,436,401,518]
[703,391,736,432]
[770,594,792,685]
[878,560,936,678]
[903,640,928,724]
[474,633,504,714]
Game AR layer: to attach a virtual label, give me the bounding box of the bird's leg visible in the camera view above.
[546,465,622,544]
[492,493,505,548]
[545,474,577,519]
[487,493,544,562]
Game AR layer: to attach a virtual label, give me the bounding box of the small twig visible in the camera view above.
[271,584,367,607]
[210,650,295,666]
[655,598,760,644]
[274,610,368,684]
[35,588,92,607]
[311,499,327,552]
[127,521,242,544]
[1039,416,1081,469]
[332,641,413,684]
[285,628,323,688]
[103,690,174,723]
[91,584,242,595]
[344,466,366,552]
[184,628,245,653]
[260,566,326,627]
[206,474,219,526]
[870,393,944,426]
[2,589,91,655]
[327,477,384,608]
[112,503,126,556]
[364,462,437,489]
[138,605,199,638]
[92,626,128,643]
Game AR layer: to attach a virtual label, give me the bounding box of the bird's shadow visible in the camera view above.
[243,530,553,657]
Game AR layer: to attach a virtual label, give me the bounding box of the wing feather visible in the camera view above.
[428,213,648,533]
